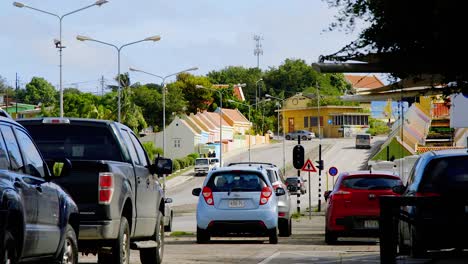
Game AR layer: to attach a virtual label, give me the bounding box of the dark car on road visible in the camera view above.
[0,115,79,264]
[324,170,402,244]
[285,176,307,195]
[394,149,468,257]
[19,117,172,264]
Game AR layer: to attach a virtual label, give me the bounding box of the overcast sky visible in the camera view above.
[0,0,361,93]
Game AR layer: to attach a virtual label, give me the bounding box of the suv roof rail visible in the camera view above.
[228,162,276,167]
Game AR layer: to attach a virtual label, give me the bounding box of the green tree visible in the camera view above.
[23,77,58,106]
[173,73,213,113]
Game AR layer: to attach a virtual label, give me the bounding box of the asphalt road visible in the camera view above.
[79,137,468,263]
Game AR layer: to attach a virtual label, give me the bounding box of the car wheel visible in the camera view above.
[285,135,291,140]
[410,226,425,258]
[111,216,131,264]
[278,218,289,237]
[325,229,337,245]
[268,228,278,244]
[57,224,78,264]
[302,136,307,140]
[140,213,164,264]
[2,230,16,264]
[164,212,173,232]
[196,227,210,244]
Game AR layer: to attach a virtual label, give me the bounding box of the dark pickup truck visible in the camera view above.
[19,117,171,264]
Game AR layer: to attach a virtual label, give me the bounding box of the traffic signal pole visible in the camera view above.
[318,144,322,212]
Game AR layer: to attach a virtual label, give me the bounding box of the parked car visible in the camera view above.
[0,115,79,263]
[19,117,172,264]
[285,176,307,194]
[228,162,292,237]
[355,133,372,149]
[324,170,402,244]
[285,130,315,140]
[266,130,274,139]
[394,149,468,257]
[164,198,174,232]
[192,165,286,244]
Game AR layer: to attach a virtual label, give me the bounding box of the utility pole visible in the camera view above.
[100,75,105,96]
[15,73,18,116]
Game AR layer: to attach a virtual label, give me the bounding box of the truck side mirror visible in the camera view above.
[152,157,173,176]
[192,188,201,196]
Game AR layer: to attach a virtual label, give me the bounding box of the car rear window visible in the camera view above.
[341,176,401,190]
[196,159,209,165]
[24,124,122,161]
[286,177,299,185]
[419,155,468,193]
[206,172,267,192]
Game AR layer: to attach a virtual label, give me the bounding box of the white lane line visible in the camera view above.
[257,251,280,264]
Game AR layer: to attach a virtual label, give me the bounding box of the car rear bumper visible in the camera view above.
[328,216,380,237]
[78,220,120,240]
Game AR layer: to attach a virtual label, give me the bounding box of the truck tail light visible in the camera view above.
[260,186,272,205]
[202,186,214,206]
[99,172,114,204]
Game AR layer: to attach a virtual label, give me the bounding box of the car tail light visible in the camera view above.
[278,212,286,217]
[260,186,272,205]
[99,173,114,204]
[202,186,214,206]
[332,190,352,200]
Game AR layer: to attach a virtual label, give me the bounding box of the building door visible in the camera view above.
[288,118,294,133]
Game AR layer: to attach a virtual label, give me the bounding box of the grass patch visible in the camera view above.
[291,212,302,219]
[372,137,412,161]
[169,231,194,237]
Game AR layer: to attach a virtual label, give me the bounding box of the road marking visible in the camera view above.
[258,251,280,264]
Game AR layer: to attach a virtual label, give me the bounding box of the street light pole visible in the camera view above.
[255,78,263,111]
[265,94,286,175]
[129,66,198,158]
[76,35,161,122]
[13,1,108,118]
[196,85,223,166]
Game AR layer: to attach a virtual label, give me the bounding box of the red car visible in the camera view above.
[324,171,402,244]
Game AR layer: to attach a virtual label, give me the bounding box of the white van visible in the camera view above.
[355,133,372,149]
[194,158,219,176]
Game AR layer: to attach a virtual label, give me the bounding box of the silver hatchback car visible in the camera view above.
[192,165,286,244]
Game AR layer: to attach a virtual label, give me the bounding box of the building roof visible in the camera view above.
[177,117,198,135]
[344,75,385,90]
[233,85,245,101]
[220,108,250,124]
[201,111,230,127]
[196,113,217,130]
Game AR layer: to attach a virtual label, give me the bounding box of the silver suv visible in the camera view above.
[228,162,292,237]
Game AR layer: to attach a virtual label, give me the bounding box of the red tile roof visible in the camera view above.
[221,108,249,123]
[344,75,384,90]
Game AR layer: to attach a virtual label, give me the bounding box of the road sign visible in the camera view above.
[328,119,332,124]
[301,159,317,172]
[328,166,339,176]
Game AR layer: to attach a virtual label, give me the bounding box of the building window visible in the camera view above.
[310,116,323,127]
[174,139,181,148]
[304,116,309,127]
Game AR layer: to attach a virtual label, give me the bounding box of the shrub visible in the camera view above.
[188,153,199,160]
[173,159,180,171]
[176,158,186,169]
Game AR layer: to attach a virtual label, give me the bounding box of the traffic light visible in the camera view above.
[316,160,324,171]
[293,145,304,169]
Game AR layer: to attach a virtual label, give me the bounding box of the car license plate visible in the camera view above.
[364,220,379,229]
[229,200,245,208]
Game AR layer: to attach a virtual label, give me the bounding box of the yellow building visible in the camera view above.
[279,93,370,138]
